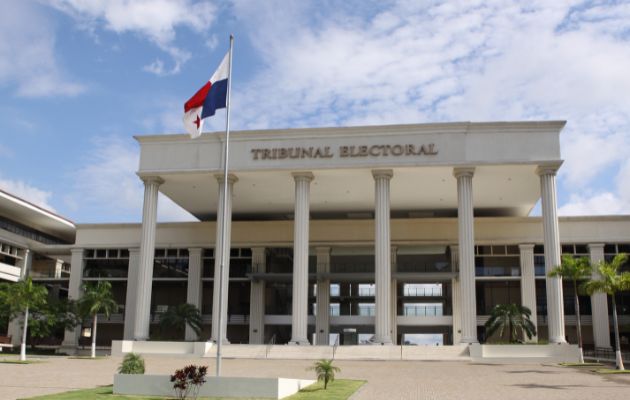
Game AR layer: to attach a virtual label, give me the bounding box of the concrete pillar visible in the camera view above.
[373,169,393,345]
[290,172,313,345]
[61,248,85,352]
[54,259,64,279]
[123,248,140,340]
[536,165,566,343]
[16,249,32,279]
[519,244,538,342]
[186,248,203,341]
[249,247,266,344]
[450,245,462,344]
[211,174,237,344]
[454,167,477,343]
[390,246,398,345]
[315,247,331,346]
[589,243,611,349]
[134,176,163,340]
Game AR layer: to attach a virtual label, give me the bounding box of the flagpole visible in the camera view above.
[216,34,234,378]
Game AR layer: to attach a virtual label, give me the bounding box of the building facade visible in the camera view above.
[3,121,629,351]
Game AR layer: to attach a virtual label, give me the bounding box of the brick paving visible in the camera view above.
[1,355,629,399]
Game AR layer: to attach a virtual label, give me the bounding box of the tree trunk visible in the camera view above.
[91,314,98,359]
[20,306,29,361]
[611,296,625,370]
[574,281,584,363]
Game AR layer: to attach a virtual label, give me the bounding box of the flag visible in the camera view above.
[183,52,230,138]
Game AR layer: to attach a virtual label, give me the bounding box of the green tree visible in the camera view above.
[549,255,592,363]
[28,299,80,345]
[308,359,341,389]
[0,277,48,360]
[583,253,630,370]
[158,303,203,340]
[78,281,118,358]
[484,303,537,343]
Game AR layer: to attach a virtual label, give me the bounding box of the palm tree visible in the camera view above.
[583,253,630,370]
[549,255,591,363]
[158,303,203,340]
[484,303,537,343]
[309,359,341,389]
[2,278,48,360]
[78,281,118,358]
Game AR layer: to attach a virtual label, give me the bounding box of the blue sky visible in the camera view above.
[2,0,630,223]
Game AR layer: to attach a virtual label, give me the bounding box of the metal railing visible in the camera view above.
[584,348,629,363]
[265,334,276,359]
[332,334,340,360]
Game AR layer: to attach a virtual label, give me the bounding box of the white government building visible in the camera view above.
[1,121,629,353]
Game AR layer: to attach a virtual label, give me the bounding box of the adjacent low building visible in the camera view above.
[2,121,629,352]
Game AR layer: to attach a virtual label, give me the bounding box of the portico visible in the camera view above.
[128,121,568,345]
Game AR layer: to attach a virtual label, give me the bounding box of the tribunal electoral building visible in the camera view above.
[2,121,630,351]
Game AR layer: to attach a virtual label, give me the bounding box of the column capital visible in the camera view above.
[315,246,331,255]
[535,162,563,177]
[214,173,239,184]
[518,244,535,252]
[292,171,314,182]
[140,175,165,185]
[587,243,605,251]
[372,169,393,180]
[187,247,203,255]
[453,167,475,179]
[128,247,141,255]
[70,248,84,256]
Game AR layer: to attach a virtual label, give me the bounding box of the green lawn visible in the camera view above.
[0,359,43,364]
[22,380,365,400]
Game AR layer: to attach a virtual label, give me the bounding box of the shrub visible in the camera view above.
[170,364,208,399]
[118,353,145,374]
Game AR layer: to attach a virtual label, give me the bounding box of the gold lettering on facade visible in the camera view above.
[251,144,438,160]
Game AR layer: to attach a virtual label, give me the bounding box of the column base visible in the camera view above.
[211,338,231,345]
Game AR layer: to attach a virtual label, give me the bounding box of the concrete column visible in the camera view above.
[123,248,140,340]
[290,172,314,345]
[390,246,398,345]
[536,165,566,343]
[16,249,32,279]
[211,174,237,344]
[373,169,393,345]
[450,245,462,344]
[61,248,85,352]
[134,176,163,340]
[454,167,477,343]
[249,247,266,344]
[315,247,330,346]
[54,259,64,279]
[519,244,538,342]
[589,243,611,349]
[186,248,203,341]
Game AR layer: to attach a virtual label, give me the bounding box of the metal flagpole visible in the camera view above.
[216,34,234,378]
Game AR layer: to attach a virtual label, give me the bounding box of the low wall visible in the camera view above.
[113,374,315,399]
[111,340,212,357]
[469,343,580,363]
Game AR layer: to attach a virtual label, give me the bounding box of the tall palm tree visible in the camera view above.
[159,303,203,340]
[484,303,537,343]
[309,359,341,389]
[2,278,48,360]
[583,253,630,370]
[549,255,591,363]
[78,281,118,358]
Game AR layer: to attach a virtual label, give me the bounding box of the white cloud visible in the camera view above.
[0,0,84,97]
[50,0,217,75]
[66,135,196,222]
[558,192,630,216]
[0,177,56,212]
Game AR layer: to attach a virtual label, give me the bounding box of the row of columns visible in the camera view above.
[104,163,593,346]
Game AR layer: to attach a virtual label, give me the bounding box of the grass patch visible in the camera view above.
[559,362,604,367]
[22,380,365,400]
[594,369,630,374]
[286,379,365,400]
[67,356,108,360]
[0,359,43,364]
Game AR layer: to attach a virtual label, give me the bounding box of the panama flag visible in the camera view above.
[183,52,229,138]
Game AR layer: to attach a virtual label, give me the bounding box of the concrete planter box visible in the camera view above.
[113,374,315,399]
[111,340,212,357]
[470,343,580,363]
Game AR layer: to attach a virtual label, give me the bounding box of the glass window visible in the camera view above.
[403,303,443,316]
[403,284,442,297]
[357,284,375,297]
[358,303,375,316]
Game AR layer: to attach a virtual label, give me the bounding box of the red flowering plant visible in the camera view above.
[170,365,208,399]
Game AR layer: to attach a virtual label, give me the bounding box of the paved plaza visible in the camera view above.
[1,356,629,400]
